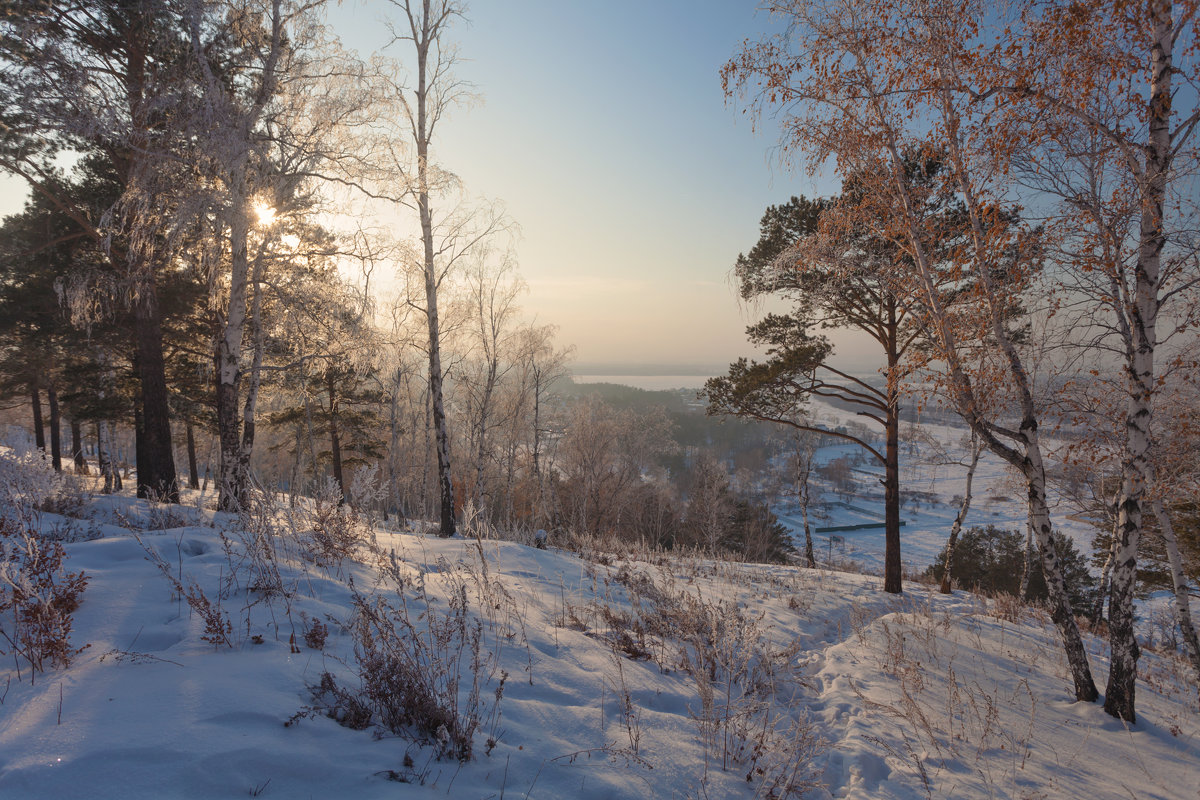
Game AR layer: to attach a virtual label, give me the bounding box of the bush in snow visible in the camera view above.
[925,525,1096,616]
[302,478,365,570]
[305,553,508,763]
[0,444,90,676]
[0,435,86,519]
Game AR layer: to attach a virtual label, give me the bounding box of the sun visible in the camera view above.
[253,200,277,226]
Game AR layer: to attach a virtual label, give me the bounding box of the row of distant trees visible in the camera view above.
[705,0,1199,724]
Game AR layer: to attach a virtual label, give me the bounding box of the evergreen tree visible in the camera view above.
[926,525,1097,616]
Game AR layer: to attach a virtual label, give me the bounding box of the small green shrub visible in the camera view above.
[925,524,1096,615]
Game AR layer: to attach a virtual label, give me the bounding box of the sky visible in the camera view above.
[333,0,846,371]
[0,1,881,372]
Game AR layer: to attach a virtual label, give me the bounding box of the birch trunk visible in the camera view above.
[472,363,498,514]
[237,249,269,500]
[1104,0,1173,724]
[192,0,283,514]
[1092,502,1121,622]
[327,373,347,504]
[799,490,816,569]
[1020,517,1035,601]
[215,171,251,512]
[1150,500,1200,683]
[97,421,118,494]
[417,82,456,535]
[928,77,1098,703]
[797,443,817,568]
[940,435,980,594]
[388,367,403,522]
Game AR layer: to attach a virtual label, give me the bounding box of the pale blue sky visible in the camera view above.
[2,2,876,370]
[350,0,849,369]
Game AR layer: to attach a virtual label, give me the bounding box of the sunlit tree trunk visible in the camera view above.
[416,53,457,536]
[215,164,253,512]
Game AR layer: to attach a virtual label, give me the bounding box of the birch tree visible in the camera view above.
[187,0,380,511]
[725,0,1101,703]
[458,247,523,516]
[383,0,481,536]
[944,0,1200,721]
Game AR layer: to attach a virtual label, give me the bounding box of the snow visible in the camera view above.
[2,472,1198,799]
[772,399,1099,578]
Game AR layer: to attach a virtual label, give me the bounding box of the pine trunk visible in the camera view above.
[882,323,902,593]
[133,285,179,502]
[185,419,199,490]
[46,381,62,472]
[30,379,45,452]
[883,407,901,593]
[70,419,88,475]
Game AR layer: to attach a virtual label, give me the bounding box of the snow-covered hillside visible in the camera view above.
[1,457,1197,799]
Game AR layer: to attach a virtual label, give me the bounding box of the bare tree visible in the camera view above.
[997,2,1200,717]
[458,246,524,515]
[790,432,821,568]
[383,0,482,536]
[940,431,982,594]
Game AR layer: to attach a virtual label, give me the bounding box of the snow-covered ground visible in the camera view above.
[2,455,1197,799]
[773,399,1097,578]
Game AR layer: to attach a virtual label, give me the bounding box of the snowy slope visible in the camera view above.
[1,480,1197,800]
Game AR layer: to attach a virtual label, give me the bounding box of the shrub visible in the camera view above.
[303,478,362,569]
[925,524,1096,615]
[0,516,90,674]
[306,565,506,763]
[0,443,90,675]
